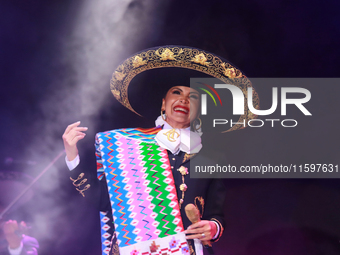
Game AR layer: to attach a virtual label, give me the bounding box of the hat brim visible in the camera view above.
[110,45,259,132]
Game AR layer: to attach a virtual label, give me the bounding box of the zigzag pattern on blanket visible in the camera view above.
[96,128,184,253]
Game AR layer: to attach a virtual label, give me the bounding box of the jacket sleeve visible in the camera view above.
[68,134,111,212]
[191,150,226,242]
[204,178,226,242]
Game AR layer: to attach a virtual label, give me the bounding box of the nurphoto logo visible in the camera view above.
[195,79,312,130]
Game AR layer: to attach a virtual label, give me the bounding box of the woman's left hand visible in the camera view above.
[185,220,217,241]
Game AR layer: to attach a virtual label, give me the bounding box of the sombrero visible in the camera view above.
[110,45,260,132]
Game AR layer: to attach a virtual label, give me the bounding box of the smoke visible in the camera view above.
[68,0,169,117]
[18,0,169,253]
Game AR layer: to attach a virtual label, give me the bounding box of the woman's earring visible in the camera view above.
[194,117,202,131]
[161,109,166,121]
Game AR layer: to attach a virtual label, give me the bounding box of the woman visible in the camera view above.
[63,46,258,255]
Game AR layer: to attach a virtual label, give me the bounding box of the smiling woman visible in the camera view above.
[62,46,256,255]
[161,86,200,129]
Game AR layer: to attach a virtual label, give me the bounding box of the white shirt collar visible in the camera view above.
[154,115,202,155]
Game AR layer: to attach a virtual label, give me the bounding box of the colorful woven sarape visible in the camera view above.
[96,127,187,255]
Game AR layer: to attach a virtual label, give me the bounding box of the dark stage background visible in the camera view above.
[0,0,339,254]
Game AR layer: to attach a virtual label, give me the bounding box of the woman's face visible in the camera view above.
[162,86,200,129]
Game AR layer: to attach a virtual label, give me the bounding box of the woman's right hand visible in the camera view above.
[62,121,88,161]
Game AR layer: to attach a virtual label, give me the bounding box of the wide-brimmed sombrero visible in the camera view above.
[110,45,259,132]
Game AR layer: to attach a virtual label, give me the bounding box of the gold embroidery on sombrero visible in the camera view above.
[132,55,147,68]
[110,46,260,132]
[191,53,210,66]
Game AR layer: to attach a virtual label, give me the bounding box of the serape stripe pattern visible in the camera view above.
[96,128,184,253]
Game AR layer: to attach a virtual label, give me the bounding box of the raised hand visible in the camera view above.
[62,121,88,161]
